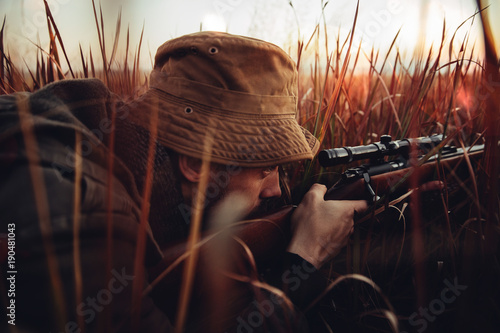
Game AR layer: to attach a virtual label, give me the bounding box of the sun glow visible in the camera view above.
[201,13,227,32]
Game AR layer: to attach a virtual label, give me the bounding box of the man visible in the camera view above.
[116,31,368,331]
[0,31,367,332]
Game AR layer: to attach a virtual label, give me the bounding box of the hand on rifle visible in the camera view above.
[287,183,369,269]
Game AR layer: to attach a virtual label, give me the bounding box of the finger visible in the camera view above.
[310,183,327,193]
[419,180,444,193]
[306,183,327,200]
[348,199,369,214]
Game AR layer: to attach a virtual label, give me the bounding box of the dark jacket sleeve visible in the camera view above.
[265,252,329,310]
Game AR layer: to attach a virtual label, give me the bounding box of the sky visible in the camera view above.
[0,0,498,71]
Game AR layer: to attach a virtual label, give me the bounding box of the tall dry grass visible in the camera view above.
[285,2,498,331]
[0,1,147,98]
[1,0,499,332]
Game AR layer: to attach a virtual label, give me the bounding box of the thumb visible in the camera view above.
[350,199,369,214]
[309,183,328,197]
[301,183,327,205]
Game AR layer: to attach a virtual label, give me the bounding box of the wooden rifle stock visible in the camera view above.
[152,206,295,270]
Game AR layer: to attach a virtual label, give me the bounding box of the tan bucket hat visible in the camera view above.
[131,31,319,167]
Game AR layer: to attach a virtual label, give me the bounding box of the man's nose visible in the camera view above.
[260,169,282,198]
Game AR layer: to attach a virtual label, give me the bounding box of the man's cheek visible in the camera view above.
[208,192,255,226]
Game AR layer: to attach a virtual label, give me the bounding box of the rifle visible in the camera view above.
[237,134,485,263]
[319,134,484,204]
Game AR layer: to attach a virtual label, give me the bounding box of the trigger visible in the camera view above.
[363,173,380,204]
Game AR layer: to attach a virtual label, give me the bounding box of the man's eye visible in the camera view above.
[263,165,278,175]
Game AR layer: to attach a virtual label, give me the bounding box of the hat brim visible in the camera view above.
[130,90,320,167]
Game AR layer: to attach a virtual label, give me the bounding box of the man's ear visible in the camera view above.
[178,154,203,183]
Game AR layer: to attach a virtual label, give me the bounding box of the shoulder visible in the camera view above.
[30,79,114,123]
[0,78,116,129]
[33,78,110,100]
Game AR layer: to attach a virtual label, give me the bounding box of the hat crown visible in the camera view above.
[151,31,298,114]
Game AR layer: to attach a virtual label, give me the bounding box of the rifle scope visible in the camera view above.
[318,134,443,167]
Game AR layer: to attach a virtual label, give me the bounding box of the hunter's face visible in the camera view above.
[207,165,282,220]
